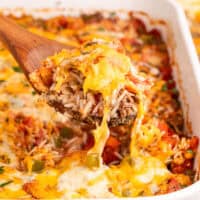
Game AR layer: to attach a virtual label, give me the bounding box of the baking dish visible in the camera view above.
[0,0,200,199]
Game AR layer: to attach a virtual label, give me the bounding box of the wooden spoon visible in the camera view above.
[0,15,71,76]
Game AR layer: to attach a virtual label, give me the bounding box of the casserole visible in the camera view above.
[0,0,200,199]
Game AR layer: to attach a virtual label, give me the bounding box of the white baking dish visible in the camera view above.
[0,0,200,199]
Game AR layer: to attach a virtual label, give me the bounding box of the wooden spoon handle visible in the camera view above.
[0,15,69,75]
[0,15,52,73]
[0,15,35,50]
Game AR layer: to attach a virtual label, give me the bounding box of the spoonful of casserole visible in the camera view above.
[29,39,151,126]
[0,15,150,127]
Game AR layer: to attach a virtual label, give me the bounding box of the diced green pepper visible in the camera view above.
[185,169,195,176]
[84,41,98,48]
[85,153,100,168]
[171,88,179,95]
[32,160,44,172]
[97,27,105,31]
[141,34,154,44]
[0,180,12,187]
[161,83,168,91]
[32,91,37,95]
[168,79,174,84]
[0,166,4,174]
[23,82,29,87]
[12,66,22,73]
[60,127,74,139]
[55,137,62,148]
[126,156,135,166]
[109,12,116,17]
[32,90,36,95]
[180,184,187,189]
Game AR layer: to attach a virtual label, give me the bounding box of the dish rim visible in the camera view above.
[0,0,199,199]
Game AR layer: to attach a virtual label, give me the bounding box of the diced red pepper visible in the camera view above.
[158,121,178,147]
[167,178,181,193]
[183,159,193,170]
[167,80,176,90]
[190,136,199,150]
[149,29,161,38]
[148,29,162,43]
[157,120,169,133]
[102,136,121,165]
[58,16,68,28]
[162,134,178,148]
[131,18,147,34]
[106,136,120,149]
[83,133,94,150]
[171,159,193,174]
[160,66,172,81]
[102,146,120,165]
[22,116,33,127]
[171,163,185,174]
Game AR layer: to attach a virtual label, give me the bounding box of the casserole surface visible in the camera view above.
[0,0,200,199]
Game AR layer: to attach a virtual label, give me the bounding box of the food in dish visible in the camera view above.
[0,11,199,199]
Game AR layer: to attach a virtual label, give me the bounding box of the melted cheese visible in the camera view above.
[25,169,61,199]
[0,67,14,81]
[1,74,31,95]
[0,189,28,199]
[107,156,170,197]
[78,43,131,98]
[88,107,110,164]
[58,159,114,198]
[0,167,30,198]
[50,40,131,98]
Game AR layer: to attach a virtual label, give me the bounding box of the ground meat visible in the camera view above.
[46,68,138,127]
